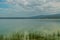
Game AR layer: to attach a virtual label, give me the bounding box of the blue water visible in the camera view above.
[0,19,60,34]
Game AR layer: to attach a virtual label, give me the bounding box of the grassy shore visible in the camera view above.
[0,31,60,40]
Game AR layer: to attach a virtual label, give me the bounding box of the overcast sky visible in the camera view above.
[0,0,60,17]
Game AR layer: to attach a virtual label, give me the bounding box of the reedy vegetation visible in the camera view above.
[0,31,60,40]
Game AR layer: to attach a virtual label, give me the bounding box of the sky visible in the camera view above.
[0,0,60,17]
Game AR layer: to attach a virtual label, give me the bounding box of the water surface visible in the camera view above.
[0,19,60,34]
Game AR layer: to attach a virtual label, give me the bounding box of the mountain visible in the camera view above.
[31,14,60,19]
[0,14,60,19]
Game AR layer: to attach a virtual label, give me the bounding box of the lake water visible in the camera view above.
[0,19,60,34]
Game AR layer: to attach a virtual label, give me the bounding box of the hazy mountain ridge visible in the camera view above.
[0,14,60,19]
[32,14,60,19]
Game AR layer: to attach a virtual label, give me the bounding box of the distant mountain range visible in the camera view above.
[31,14,60,19]
[0,14,60,19]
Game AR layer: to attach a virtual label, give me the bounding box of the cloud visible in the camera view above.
[0,0,60,17]
[38,2,60,14]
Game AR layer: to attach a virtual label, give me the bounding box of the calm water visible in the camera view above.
[0,19,60,34]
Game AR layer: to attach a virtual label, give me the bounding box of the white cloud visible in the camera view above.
[40,2,60,13]
[14,0,60,12]
[0,0,60,17]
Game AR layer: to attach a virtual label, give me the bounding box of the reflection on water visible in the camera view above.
[0,19,60,34]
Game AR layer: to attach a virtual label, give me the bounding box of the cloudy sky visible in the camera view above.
[0,0,60,17]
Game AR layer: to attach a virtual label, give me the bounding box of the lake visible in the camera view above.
[0,19,60,34]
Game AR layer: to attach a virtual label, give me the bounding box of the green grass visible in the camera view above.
[0,31,60,40]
